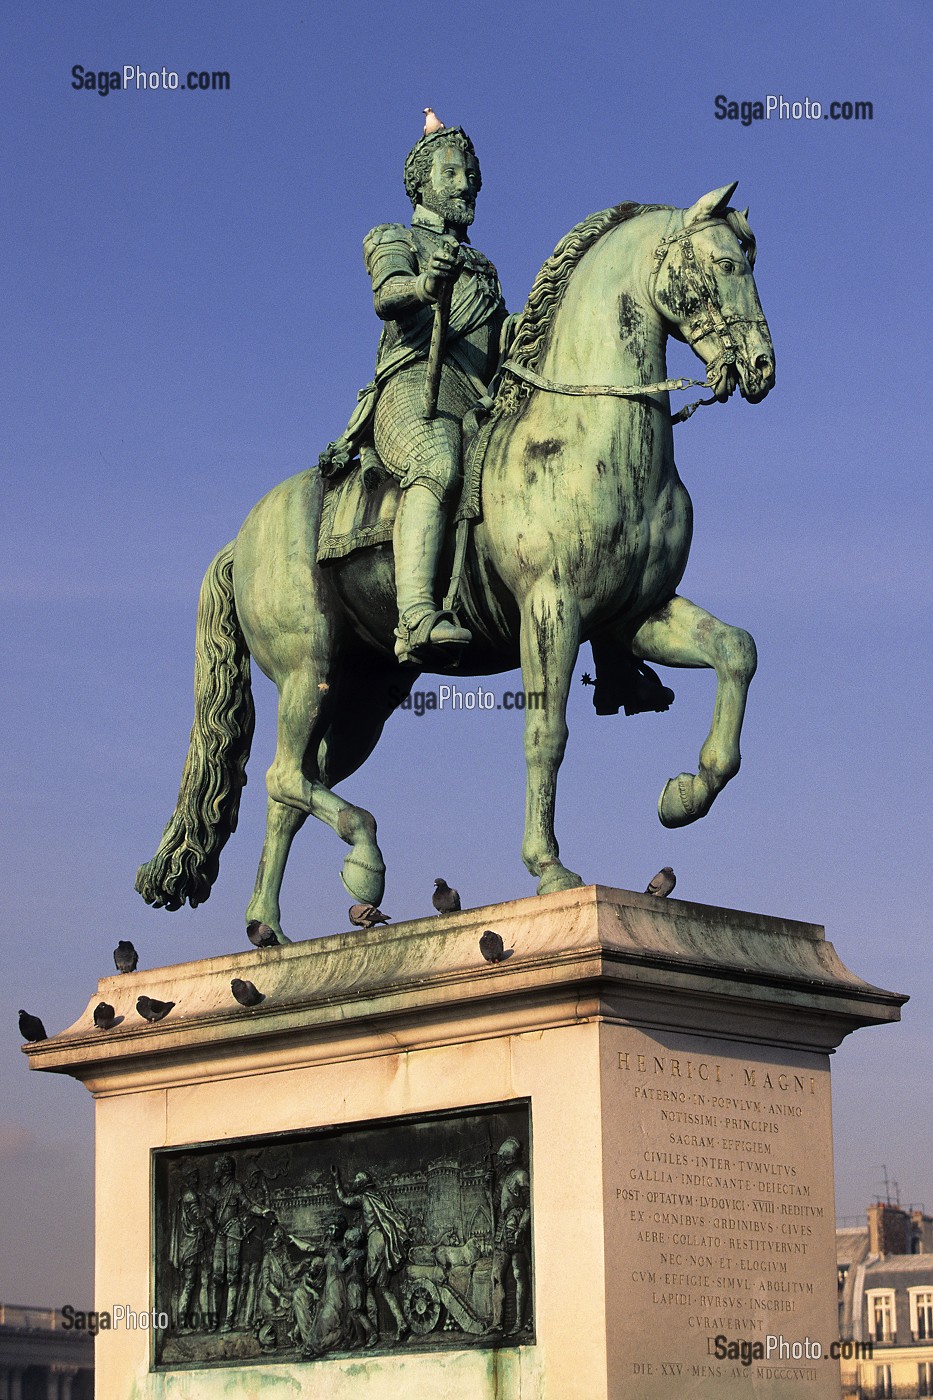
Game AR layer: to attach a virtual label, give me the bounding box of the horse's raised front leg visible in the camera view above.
[631,594,757,828]
[519,587,585,895]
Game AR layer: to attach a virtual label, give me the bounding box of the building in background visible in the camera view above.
[0,1305,93,1399]
[838,1203,933,1399]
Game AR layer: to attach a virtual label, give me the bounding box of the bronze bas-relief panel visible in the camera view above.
[152,1101,533,1368]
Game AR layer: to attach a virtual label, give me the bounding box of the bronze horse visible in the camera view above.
[137,183,775,940]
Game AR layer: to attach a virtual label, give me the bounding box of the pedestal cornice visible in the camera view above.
[24,885,905,1094]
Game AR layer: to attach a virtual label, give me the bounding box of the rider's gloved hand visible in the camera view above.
[421,237,463,301]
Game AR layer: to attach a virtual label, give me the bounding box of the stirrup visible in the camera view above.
[394,607,471,665]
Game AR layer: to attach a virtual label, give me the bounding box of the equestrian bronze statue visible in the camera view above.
[137,121,775,942]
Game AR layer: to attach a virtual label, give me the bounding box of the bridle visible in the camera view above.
[648,213,769,392]
[500,213,768,424]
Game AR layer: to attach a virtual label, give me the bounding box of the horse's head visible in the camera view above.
[651,183,775,404]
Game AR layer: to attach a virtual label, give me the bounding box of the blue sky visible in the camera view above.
[2,0,930,1305]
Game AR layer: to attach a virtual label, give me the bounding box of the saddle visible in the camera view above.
[317,447,398,565]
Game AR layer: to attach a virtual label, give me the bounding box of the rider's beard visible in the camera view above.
[424,192,476,229]
[443,196,475,228]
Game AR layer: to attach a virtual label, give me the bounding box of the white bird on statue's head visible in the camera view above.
[423,107,445,135]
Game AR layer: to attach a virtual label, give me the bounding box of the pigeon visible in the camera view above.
[231,978,264,1008]
[432,878,461,915]
[479,930,506,963]
[645,866,677,897]
[93,1001,117,1030]
[348,903,391,930]
[423,107,445,135]
[18,1010,47,1042]
[247,921,279,949]
[113,940,138,974]
[136,996,175,1023]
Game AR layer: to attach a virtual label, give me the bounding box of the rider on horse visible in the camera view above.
[319,122,513,665]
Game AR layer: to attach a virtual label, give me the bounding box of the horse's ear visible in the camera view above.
[684,182,739,225]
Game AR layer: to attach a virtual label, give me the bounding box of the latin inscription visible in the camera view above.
[614,1040,833,1391]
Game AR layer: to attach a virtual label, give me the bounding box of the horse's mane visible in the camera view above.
[494,202,661,417]
[493,200,757,418]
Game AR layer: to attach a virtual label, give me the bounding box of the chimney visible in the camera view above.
[910,1210,933,1254]
[868,1202,912,1256]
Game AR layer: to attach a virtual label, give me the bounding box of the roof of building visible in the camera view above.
[836,1227,869,1268]
[863,1254,933,1285]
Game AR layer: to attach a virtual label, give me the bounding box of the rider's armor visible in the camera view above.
[319,194,509,664]
[366,206,507,504]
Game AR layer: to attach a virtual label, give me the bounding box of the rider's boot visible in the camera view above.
[393,482,471,665]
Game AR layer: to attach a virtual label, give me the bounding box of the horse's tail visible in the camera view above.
[135,541,255,911]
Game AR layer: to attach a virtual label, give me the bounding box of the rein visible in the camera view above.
[500,359,716,425]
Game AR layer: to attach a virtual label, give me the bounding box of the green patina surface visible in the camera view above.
[136,118,775,944]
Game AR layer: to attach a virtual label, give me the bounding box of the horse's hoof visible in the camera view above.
[659,773,709,828]
[245,915,291,945]
[536,861,585,896]
[340,853,386,906]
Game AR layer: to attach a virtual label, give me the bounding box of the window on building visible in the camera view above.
[918,1361,933,1398]
[910,1288,933,1341]
[874,1364,893,1399]
[866,1291,896,1343]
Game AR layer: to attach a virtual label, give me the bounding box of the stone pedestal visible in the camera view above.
[27,886,904,1399]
